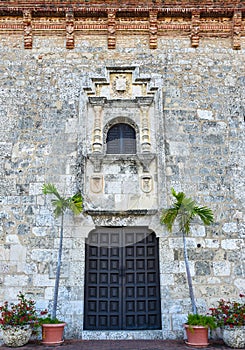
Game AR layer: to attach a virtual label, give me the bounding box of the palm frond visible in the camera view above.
[194,205,214,225]
[42,183,83,218]
[42,183,61,200]
[51,199,67,218]
[160,208,178,232]
[171,188,185,204]
[161,188,214,235]
[68,192,83,215]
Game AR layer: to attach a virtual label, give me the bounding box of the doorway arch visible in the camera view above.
[84,226,161,330]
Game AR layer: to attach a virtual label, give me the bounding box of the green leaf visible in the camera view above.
[69,192,83,215]
[42,183,83,218]
[42,183,61,200]
[160,188,214,235]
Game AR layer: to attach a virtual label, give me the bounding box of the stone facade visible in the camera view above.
[0,0,244,341]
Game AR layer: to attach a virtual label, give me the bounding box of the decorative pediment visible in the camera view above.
[85,67,157,101]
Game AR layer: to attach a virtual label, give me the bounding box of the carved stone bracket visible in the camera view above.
[107,10,116,49]
[88,154,104,173]
[191,10,200,48]
[232,11,242,50]
[66,10,74,49]
[149,10,158,49]
[23,10,32,49]
[138,153,156,173]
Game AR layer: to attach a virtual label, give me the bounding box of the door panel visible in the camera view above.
[84,227,161,330]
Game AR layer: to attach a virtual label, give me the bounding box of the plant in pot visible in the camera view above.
[41,183,83,345]
[0,292,45,347]
[209,294,245,348]
[160,188,214,347]
[184,314,217,347]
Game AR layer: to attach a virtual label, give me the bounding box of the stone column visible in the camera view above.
[140,105,151,153]
[92,105,103,153]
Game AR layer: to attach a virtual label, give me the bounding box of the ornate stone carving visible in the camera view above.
[90,175,103,193]
[191,10,200,48]
[141,175,153,193]
[0,3,243,50]
[92,105,103,153]
[66,10,74,49]
[88,154,104,173]
[23,10,32,49]
[111,74,131,99]
[107,10,116,49]
[232,11,242,50]
[149,10,158,49]
[140,105,151,153]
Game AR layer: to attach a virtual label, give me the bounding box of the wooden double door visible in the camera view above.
[84,227,161,330]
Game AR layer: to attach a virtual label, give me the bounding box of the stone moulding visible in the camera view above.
[0,1,244,49]
[85,209,157,216]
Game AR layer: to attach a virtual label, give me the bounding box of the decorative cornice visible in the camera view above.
[0,1,244,49]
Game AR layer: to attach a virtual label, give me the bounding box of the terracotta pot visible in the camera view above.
[222,326,245,349]
[41,323,66,345]
[2,325,32,347]
[184,324,209,348]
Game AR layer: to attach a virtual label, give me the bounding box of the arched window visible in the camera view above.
[106,123,136,154]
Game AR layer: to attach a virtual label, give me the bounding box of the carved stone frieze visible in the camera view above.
[0,2,244,50]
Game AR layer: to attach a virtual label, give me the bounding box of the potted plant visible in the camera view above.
[0,292,45,347]
[39,314,66,346]
[160,188,214,346]
[184,314,217,347]
[209,294,245,348]
[41,183,83,345]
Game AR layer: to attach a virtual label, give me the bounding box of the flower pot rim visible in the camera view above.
[184,324,209,329]
[41,322,66,327]
[223,325,245,330]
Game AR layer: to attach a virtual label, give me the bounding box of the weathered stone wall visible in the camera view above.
[0,33,244,340]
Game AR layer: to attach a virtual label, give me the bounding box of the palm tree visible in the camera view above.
[160,188,214,314]
[42,183,83,319]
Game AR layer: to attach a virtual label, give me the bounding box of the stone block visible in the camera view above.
[4,274,28,287]
[221,239,243,250]
[213,261,231,276]
[197,109,213,120]
[10,245,26,262]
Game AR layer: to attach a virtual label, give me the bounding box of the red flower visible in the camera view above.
[0,292,47,330]
[209,294,245,328]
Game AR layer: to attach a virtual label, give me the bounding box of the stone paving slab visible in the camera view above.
[0,339,239,350]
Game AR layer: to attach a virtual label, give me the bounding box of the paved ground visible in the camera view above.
[0,339,239,350]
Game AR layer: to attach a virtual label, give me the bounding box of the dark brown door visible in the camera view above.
[84,227,161,330]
